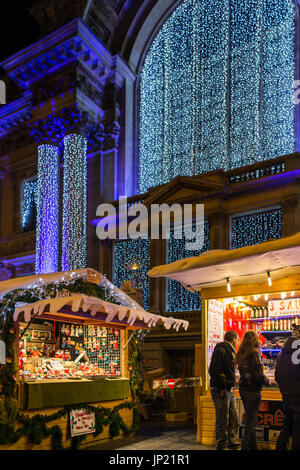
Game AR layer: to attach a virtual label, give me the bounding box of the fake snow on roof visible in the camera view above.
[148,232,300,291]
[0,268,189,331]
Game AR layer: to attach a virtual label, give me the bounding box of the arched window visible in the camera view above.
[138,0,296,193]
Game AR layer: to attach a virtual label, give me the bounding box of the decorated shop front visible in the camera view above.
[0,268,188,450]
[148,232,300,449]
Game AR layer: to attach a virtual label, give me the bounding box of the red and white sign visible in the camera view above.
[167,379,176,390]
[268,298,300,317]
[70,409,96,437]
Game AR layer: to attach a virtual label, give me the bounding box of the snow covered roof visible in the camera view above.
[1,268,189,331]
[148,232,300,292]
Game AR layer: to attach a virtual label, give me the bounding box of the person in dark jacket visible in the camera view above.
[209,330,240,450]
[275,324,300,451]
[236,330,269,450]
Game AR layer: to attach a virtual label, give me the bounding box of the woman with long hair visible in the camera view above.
[236,330,269,450]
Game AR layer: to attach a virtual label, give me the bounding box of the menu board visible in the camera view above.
[208,299,224,366]
[268,298,300,317]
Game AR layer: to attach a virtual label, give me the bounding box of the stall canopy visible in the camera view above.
[148,232,300,292]
[0,268,189,332]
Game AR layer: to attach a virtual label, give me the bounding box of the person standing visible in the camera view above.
[236,330,269,450]
[275,323,300,451]
[209,330,240,451]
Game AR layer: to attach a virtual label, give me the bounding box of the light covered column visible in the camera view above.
[35,144,60,274]
[62,134,88,271]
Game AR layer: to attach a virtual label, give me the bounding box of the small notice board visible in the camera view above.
[70,409,96,437]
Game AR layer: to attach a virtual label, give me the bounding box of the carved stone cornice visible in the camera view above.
[29,104,105,151]
[0,92,33,138]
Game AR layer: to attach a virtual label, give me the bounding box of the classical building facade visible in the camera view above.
[0,0,300,376]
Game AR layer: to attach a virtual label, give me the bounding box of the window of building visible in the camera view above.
[20,177,38,232]
[139,0,295,193]
[230,207,283,250]
[112,238,150,310]
[167,221,210,312]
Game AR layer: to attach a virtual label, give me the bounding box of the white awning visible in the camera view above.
[12,294,188,331]
[148,232,300,291]
[1,268,189,331]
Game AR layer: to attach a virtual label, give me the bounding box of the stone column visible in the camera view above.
[62,133,88,271]
[35,144,60,274]
[208,212,226,250]
[282,198,298,237]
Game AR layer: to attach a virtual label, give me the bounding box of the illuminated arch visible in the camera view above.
[138,0,296,193]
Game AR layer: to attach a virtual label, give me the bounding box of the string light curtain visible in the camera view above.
[62,134,88,271]
[112,238,150,310]
[168,221,210,313]
[230,208,283,250]
[35,145,60,274]
[22,178,38,232]
[139,0,295,193]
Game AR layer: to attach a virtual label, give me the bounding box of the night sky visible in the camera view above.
[0,2,40,72]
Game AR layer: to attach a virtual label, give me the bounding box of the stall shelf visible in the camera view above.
[0,268,188,450]
[149,232,300,449]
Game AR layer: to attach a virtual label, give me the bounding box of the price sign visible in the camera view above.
[70,409,96,437]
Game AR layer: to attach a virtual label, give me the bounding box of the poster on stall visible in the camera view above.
[207,299,224,366]
[238,399,284,442]
[268,298,300,317]
[70,409,96,437]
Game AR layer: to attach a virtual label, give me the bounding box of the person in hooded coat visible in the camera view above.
[209,330,240,450]
[275,323,300,451]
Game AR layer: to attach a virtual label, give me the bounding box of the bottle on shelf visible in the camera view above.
[275,318,279,331]
[250,308,254,319]
[264,306,268,318]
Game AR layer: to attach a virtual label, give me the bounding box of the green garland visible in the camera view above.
[0,401,139,450]
[0,277,141,450]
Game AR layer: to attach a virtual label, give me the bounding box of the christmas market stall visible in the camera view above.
[0,268,188,450]
[148,232,300,450]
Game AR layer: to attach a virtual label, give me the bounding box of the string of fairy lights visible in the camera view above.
[62,134,88,271]
[230,208,283,250]
[35,145,60,274]
[168,221,210,313]
[139,0,295,193]
[112,239,150,310]
[22,178,38,232]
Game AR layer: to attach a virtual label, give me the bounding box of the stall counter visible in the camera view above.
[19,377,130,410]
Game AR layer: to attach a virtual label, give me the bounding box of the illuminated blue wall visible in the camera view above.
[139,0,295,193]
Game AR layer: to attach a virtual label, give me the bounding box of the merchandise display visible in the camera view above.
[212,294,300,385]
[19,319,122,381]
